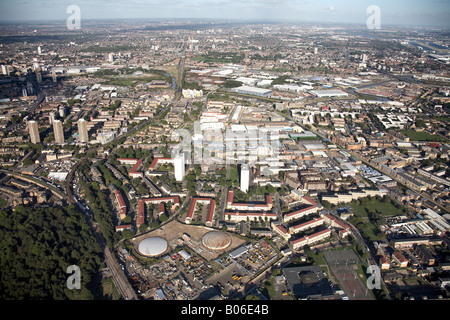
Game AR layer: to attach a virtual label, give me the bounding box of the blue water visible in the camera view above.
[410,41,448,52]
[410,42,432,51]
[164,71,176,89]
[427,42,448,50]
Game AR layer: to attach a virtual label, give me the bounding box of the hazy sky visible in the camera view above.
[0,0,449,27]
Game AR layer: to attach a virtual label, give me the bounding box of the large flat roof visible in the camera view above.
[283,266,334,299]
[232,85,273,96]
[310,89,348,97]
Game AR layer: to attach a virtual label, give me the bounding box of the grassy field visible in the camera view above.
[190,52,245,64]
[100,79,138,87]
[100,75,170,87]
[345,196,408,242]
[80,45,136,53]
[99,277,121,300]
[347,196,406,218]
[400,130,446,142]
[433,116,450,123]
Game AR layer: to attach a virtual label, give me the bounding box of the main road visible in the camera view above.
[26,73,46,114]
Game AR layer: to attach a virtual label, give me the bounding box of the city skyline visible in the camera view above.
[0,0,449,27]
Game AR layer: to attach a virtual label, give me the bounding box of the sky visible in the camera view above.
[0,0,449,27]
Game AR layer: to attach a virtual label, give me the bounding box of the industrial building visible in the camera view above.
[310,89,349,98]
[231,85,273,97]
[282,266,335,299]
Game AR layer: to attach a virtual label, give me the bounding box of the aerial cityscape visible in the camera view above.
[0,0,450,306]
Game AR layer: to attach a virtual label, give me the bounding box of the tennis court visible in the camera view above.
[323,250,373,300]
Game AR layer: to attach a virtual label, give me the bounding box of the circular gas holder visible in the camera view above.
[202,231,232,251]
[138,236,168,257]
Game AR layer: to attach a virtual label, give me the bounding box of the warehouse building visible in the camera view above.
[310,89,349,98]
[231,85,273,97]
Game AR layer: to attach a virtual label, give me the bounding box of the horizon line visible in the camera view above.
[0,17,448,29]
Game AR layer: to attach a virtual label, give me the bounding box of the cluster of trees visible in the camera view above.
[104,100,122,112]
[223,80,243,88]
[0,205,102,299]
[82,45,135,54]
[192,51,245,64]
[153,173,182,193]
[185,165,228,196]
[250,53,284,61]
[96,161,126,192]
[138,202,172,232]
[111,146,154,168]
[271,75,290,86]
[78,161,118,248]
[82,180,118,248]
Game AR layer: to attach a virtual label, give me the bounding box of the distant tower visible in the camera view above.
[240,164,250,193]
[174,153,186,182]
[53,119,64,144]
[38,46,42,55]
[22,88,27,97]
[36,71,42,83]
[108,53,114,63]
[1,65,9,76]
[78,118,89,143]
[28,120,40,144]
[49,112,55,125]
[27,81,33,95]
[314,47,318,55]
[362,54,368,63]
[52,71,57,83]
[58,105,65,118]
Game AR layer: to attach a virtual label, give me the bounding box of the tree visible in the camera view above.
[224,80,243,88]
[123,216,132,224]
[415,119,426,128]
[150,220,160,229]
[0,205,102,299]
[322,200,332,209]
[159,213,169,222]
[139,223,148,233]
[121,229,134,239]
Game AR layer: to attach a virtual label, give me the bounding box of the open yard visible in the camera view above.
[344,196,408,242]
[131,220,247,262]
[400,130,446,142]
[347,196,406,218]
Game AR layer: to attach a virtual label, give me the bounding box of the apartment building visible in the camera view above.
[289,217,324,234]
[284,205,318,222]
[289,228,331,250]
[224,211,278,223]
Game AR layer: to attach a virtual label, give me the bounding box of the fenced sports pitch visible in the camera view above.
[323,250,374,300]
